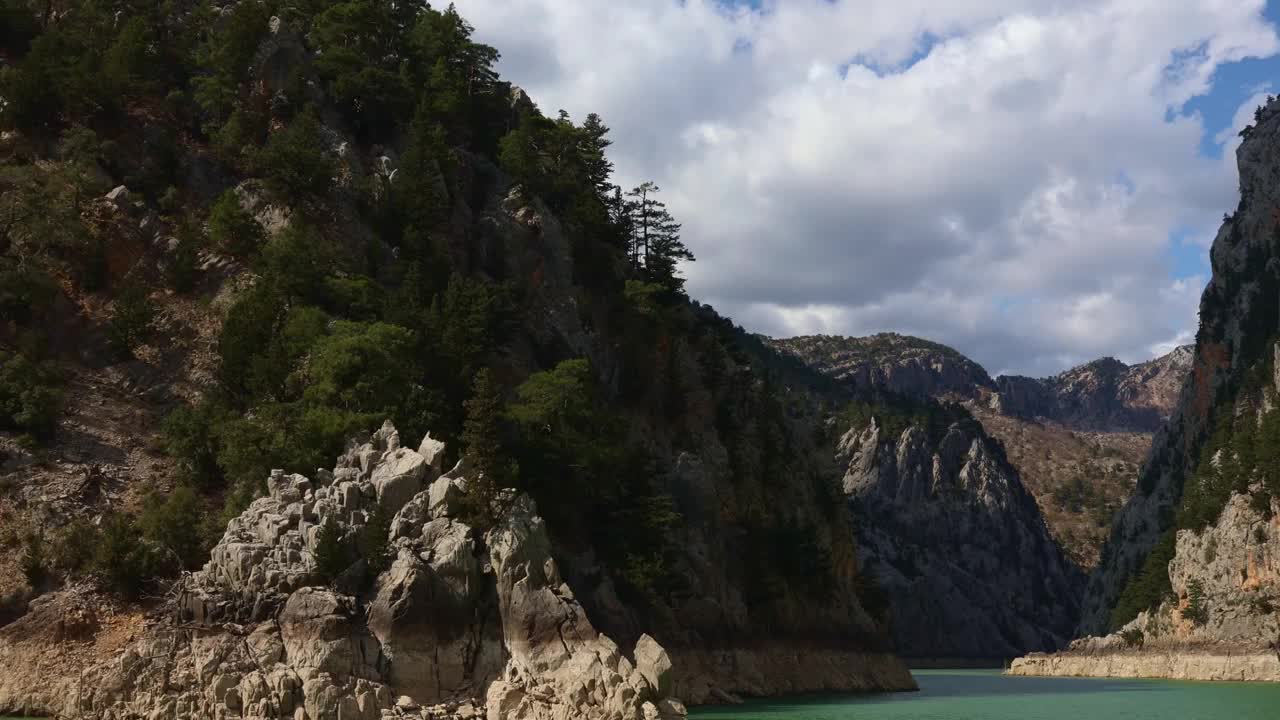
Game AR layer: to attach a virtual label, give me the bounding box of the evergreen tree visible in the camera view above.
[1184,579,1209,625]
[310,0,411,138]
[166,219,203,293]
[208,190,265,258]
[138,485,207,570]
[191,0,271,128]
[580,113,614,196]
[625,182,694,293]
[360,503,393,579]
[314,516,348,582]
[20,531,46,589]
[460,368,514,527]
[259,109,336,202]
[107,282,156,358]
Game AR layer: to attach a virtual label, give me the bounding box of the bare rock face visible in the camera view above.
[1164,494,1280,643]
[484,494,684,720]
[769,333,995,401]
[1079,97,1280,637]
[1011,491,1280,682]
[838,416,1083,659]
[1014,98,1280,681]
[368,513,503,703]
[993,350,1192,432]
[1,423,687,720]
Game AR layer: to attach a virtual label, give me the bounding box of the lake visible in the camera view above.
[688,669,1280,719]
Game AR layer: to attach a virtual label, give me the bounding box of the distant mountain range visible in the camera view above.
[770,333,1193,569]
[770,333,1191,432]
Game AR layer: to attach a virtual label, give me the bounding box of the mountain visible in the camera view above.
[771,334,1190,432]
[993,347,1194,432]
[771,335,1092,658]
[0,4,915,718]
[836,407,1083,660]
[1010,96,1280,682]
[771,335,1191,568]
[767,333,995,401]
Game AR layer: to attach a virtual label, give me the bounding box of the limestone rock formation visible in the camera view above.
[1014,491,1280,681]
[0,424,686,720]
[993,349,1193,432]
[837,416,1083,659]
[768,333,995,401]
[484,494,684,720]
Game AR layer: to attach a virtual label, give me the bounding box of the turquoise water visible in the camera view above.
[689,669,1280,719]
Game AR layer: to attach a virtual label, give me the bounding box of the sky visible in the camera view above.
[452,0,1280,377]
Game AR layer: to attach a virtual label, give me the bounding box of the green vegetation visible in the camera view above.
[1119,627,1145,648]
[0,350,62,442]
[207,190,265,257]
[839,392,972,445]
[19,532,46,589]
[1184,579,1210,626]
[258,109,336,203]
[1110,529,1176,630]
[0,0,844,622]
[459,368,514,528]
[18,485,215,598]
[106,282,156,358]
[313,516,349,583]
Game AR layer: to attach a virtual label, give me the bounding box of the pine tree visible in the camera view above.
[460,368,514,527]
[1184,579,1209,625]
[20,531,46,589]
[580,113,614,196]
[360,503,393,578]
[624,182,694,293]
[314,516,348,582]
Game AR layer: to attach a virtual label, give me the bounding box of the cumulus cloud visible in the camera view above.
[453,0,1279,376]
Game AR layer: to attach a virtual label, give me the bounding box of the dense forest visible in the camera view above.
[0,0,861,638]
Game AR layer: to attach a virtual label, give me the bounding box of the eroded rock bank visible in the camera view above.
[0,422,915,719]
[0,423,686,720]
[1009,646,1280,682]
[1009,491,1280,683]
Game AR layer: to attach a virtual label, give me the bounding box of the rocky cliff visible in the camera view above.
[1011,494,1280,681]
[0,423,688,719]
[835,410,1083,660]
[1013,96,1280,680]
[993,348,1193,432]
[768,334,995,401]
[773,336,1191,569]
[770,335,1190,432]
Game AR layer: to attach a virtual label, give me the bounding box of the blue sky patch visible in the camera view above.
[1183,2,1280,158]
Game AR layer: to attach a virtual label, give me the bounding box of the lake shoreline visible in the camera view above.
[688,668,1280,718]
[1007,648,1280,683]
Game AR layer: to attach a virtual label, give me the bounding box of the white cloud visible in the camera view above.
[454,0,1279,376]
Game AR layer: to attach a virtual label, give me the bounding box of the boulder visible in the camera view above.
[280,588,374,678]
[370,448,428,515]
[634,634,673,696]
[486,494,685,720]
[418,433,448,473]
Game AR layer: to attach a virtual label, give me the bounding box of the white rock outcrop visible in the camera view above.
[39,423,686,720]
